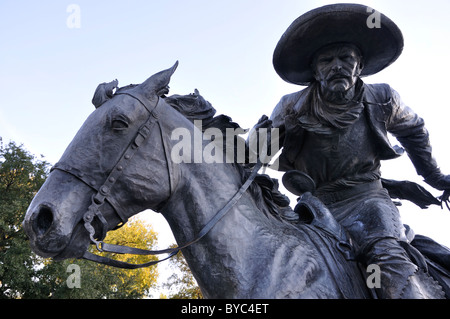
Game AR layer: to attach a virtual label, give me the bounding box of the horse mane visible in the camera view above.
[164,90,296,224]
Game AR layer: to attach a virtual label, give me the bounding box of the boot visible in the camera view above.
[399,269,445,299]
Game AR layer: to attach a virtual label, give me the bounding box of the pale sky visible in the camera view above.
[2,0,450,295]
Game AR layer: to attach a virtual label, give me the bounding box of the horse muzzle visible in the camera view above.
[23,170,93,259]
[23,202,68,257]
[24,201,93,260]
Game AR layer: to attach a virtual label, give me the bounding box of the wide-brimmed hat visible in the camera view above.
[273,3,404,86]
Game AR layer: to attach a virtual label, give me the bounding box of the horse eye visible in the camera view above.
[111,119,129,131]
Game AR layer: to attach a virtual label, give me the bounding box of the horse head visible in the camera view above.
[23,62,179,260]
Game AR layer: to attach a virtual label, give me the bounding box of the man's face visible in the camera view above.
[312,45,363,93]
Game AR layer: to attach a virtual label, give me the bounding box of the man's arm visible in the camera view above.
[387,88,450,191]
[244,93,294,167]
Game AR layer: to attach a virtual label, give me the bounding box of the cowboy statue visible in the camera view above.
[254,3,450,299]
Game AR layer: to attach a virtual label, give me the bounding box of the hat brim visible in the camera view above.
[273,3,404,86]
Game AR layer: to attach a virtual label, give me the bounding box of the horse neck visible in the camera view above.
[162,159,270,297]
[162,160,246,245]
[160,110,255,243]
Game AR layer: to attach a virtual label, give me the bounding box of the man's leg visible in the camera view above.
[362,237,443,298]
[329,188,444,298]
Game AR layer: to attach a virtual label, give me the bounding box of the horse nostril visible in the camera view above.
[34,206,54,236]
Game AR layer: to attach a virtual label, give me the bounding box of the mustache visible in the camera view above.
[327,71,351,81]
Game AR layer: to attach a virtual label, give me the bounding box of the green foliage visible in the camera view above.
[163,245,203,299]
[0,139,51,298]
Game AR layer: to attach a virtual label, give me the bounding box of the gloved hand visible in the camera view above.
[424,172,450,210]
[439,190,450,210]
[424,172,450,191]
[247,115,273,164]
[252,115,273,131]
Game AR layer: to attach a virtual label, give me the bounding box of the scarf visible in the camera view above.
[297,79,365,135]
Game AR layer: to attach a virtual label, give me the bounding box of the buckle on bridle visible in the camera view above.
[83,194,109,249]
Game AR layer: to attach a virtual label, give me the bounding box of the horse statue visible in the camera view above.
[23,63,450,298]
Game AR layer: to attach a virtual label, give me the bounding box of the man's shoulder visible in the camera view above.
[277,87,310,106]
[270,87,311,126]
[363,82,393,99]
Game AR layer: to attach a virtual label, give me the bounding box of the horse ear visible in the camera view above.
[138,61,179,100]
[92,79,119,108]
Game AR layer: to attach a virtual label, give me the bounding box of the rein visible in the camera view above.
[83,160,262,269]
[53,91,263,269]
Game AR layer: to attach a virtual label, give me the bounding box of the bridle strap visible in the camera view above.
[82,250,178,269]
[89,93,162,207]
[79,92,161,249]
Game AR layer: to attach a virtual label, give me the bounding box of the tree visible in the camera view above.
[0,139,50,298]
[163,245,203,299]
[0,139,160,298]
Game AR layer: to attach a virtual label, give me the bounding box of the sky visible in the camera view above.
[1,0,450,295]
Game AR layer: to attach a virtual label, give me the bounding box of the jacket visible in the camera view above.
[270,82,440,179]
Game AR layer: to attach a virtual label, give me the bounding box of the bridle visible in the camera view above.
[52,90,262,269]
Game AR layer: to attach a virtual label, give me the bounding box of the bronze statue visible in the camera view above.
[266,3,450,298]
[22,3,450,299]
